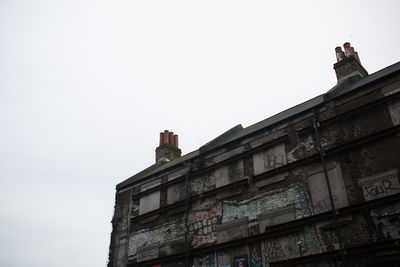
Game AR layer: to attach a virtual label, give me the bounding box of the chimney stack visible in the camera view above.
[155,130,182,163]
[333,42,368,82]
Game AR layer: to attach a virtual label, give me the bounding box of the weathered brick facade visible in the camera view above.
[108,44,400,267]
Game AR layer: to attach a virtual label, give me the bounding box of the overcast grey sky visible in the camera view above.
[1,1,400,266]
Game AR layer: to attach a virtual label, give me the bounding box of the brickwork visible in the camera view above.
[108,59,400,267]
[156,144,181,162]
[108,190,131,267]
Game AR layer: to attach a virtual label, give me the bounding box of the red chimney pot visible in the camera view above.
[174,135,179,148]
[343,42,352,57]
[164,130,169,144]
[159,132,164,146]
[335,47,346,62]
[169,132,174,146]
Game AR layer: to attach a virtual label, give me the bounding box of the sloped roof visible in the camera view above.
[199,124,243,154]
[116,150,199,189]
[326,60,400,100]
[117,61,400,190]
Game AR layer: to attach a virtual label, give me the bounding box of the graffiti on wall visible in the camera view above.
[362,178,400,201]
[128,217,184,257]
[188,204,222,248]
[167,182,186,205]
[194,252,216,267]
[312,195,340,214]
[221,185,311,224]
[249,242,262,267]
[262,226,321,263]
[370,202,400,240]
[308,163,349,214]
[359,169,400,201]
[253,143,287,176]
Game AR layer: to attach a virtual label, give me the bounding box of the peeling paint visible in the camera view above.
[188,204,222,248]
[128,217,184,257]
[222,185,311,223]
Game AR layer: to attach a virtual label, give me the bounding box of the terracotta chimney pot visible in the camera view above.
[169,132,174,146]
[159,132,164,146]
[174,135,179,148]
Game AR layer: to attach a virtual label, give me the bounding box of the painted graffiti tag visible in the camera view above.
[253,143,287,175]
[262,227,321,263]
[363,179,400,200]
[249,242,262,267]
[188,204,222,248]
[261,152,285,170]
[313,195,339,214]
[194,252,216,267]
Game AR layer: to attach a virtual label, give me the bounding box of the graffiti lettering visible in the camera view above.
[313,195,339,214]
[249,243,262,267]
[188,204,222,248]
[253,144,287,175]
[364,179,399,197]
[262,226,321,263]
[194,252,216,267]
[262,153,285,170]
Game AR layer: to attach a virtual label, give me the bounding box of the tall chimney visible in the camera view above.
[333,42,368,82]
[155,130,182,163]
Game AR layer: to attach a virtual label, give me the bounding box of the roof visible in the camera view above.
[199,60,400,154]
[117,60,400,190]
[199,124,243,154]
[199,94,325,153]
[326,60,400,100]
[116,150,199,189]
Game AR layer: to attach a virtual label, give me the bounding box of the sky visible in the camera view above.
[0,0,399,266]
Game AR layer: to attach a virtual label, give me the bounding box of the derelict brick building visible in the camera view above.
[108,43,400,267]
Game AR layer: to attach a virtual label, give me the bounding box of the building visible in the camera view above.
[108,43,400,267]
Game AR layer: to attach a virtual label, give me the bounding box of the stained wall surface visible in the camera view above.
[108,64,400,267]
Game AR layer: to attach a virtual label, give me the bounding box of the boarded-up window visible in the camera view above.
[214,160,244,188]
[191,161,244,194]
[139,191,160,215]
[308,163,349,214]
[167,182,186,205]
[138,179,161,215]
[253,143,287,176]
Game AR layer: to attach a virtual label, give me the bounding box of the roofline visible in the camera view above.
[116,60,400,190]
